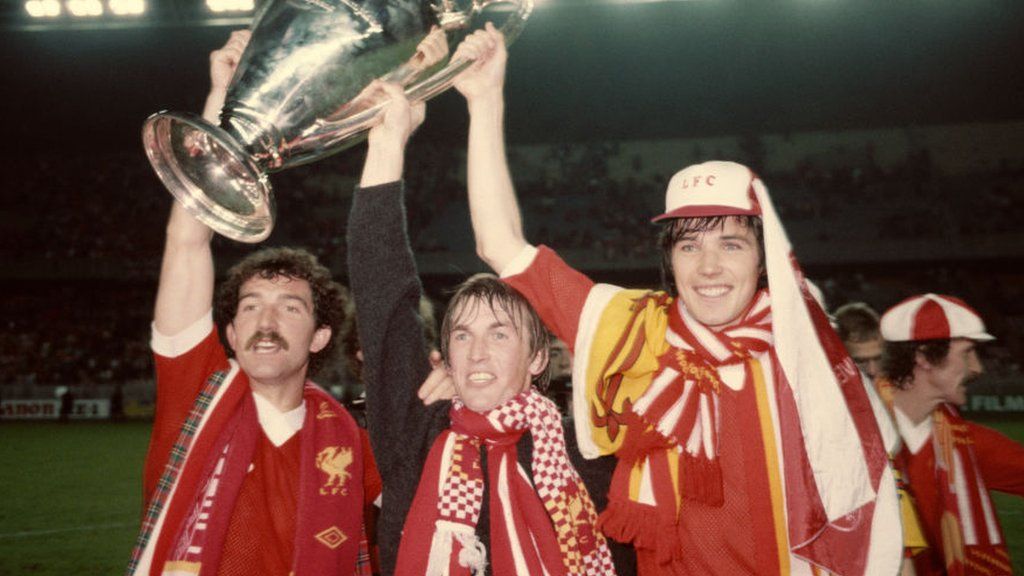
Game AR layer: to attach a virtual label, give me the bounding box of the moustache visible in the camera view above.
[245,330,290,351]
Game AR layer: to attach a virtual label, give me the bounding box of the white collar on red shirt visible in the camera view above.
[893,405,933,455]
[253,391,305,447]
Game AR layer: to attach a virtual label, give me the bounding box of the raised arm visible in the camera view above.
[347,84,442,575]
[144,30,251,503]
[153,30,250,335]
[453,24,528,273]
[350,81,432,446]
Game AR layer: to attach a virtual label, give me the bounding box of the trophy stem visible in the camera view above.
[221,107,287,172]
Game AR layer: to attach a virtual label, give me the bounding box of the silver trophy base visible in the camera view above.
[143,111,275,243]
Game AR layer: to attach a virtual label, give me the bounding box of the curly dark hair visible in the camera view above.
[440,274,551,391]
[658,215,765,297]
[214,247,348,378]
[881,339,951,388]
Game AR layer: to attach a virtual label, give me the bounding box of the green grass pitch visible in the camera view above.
[0,419,1021,575]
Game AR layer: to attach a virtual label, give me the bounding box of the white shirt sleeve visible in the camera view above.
[150,310,215,358]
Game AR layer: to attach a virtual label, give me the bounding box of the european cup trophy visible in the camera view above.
[142,0,532,242]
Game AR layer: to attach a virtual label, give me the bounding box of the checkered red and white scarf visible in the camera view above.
[394,388,615,576]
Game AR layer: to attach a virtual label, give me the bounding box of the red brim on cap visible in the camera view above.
[651,204,761,223]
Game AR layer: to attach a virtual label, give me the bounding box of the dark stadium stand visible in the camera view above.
[3,129,1023,410]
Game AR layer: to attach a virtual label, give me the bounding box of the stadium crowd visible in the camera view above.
[5,136,1024,269]
[3,136,1023,401]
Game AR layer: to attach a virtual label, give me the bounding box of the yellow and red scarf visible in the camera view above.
[876,379,1015,576]
[598,291,773,563]
[932,406,1012,575]
[395,389,615,576]
[578,281,899,574]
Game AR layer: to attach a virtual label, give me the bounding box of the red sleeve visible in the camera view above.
[503,245,595,351]
[143,330,229,502]
[968,421,1024,496]
[360,427,382,504]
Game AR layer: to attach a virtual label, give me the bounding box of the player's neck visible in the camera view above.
[892,384,941,426]
[249,376,306,412]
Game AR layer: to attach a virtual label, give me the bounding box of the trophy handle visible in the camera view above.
[407,0,533,102]
[309,0,533,135]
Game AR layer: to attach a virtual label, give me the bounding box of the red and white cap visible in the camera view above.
[651,160,762,222]
[880,293,994,342]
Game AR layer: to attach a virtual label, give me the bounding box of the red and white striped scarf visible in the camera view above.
[630,290,773,505]
[395,388,615,576]
[599,291,774,564]
[599,283,899,574]
[931,405,1012,575]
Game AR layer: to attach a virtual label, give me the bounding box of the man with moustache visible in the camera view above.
[878,294,1024,575]
[451,25,901,576]
[346,82,617,575]
[127,31,369,576]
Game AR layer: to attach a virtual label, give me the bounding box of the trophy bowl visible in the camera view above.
[143,0,533,242]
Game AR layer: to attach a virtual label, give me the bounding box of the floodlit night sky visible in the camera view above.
[1,1,1022,155]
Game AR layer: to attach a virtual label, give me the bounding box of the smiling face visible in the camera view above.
[225,275,331,390]
[922,338,984,406]
[670,217,763,330]
[445,296,548,413]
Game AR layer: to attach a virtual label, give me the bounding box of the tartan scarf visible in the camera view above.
[394,388,616,576]
[599,291,773,563]
[127,368,366,576]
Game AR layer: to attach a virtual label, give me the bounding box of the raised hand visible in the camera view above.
[411,26,450,71]
[210,29,251,92]
[359,81,425,187]
[367,81,426,151]
[418,350,456,405]
[452,22,507,103]
[203,30,251,122]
